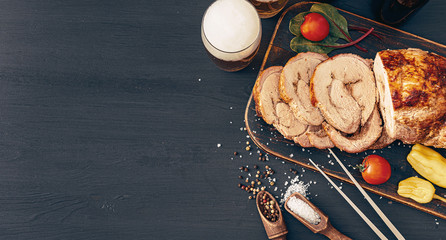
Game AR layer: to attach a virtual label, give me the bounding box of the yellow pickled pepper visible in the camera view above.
[397,177,446,204]
[407,144,446,188]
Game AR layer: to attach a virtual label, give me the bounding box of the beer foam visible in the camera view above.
[202,0,261,61]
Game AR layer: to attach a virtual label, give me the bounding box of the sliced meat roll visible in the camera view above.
[323,106,382,153]
[293,125,334,149]
[310,54,377,134]
[369,101,396,149]
[374,48,446,147]
[253,66,307,140]
[307,125,335,149]
[279,52,328,125]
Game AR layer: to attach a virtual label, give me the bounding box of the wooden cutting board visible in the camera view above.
[245,2,446,220]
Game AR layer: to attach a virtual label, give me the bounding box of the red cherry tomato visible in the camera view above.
[358,155,391,185]
[300,12,330,42]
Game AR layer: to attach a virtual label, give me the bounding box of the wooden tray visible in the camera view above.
[245,2,446,220]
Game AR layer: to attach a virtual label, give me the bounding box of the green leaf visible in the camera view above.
[289,12,308,36]
[290,33,338,54]
[310,3,351,41]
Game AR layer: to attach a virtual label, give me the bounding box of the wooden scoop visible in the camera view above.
[284,192,351,240]
[256,190,288,240]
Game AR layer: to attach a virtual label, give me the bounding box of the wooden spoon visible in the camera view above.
[256,190,288,240]
[284,192,351,240]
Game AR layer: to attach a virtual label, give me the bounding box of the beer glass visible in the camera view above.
[249,0,289,18]
[201,0,261,72]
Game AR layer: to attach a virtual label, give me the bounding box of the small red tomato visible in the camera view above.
[300,12,330,42]
[357,155,391,185]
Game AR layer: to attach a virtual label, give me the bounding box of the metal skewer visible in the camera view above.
[328,148,405,240]
[308,158,388,240]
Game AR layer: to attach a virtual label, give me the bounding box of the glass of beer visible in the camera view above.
[249,0,289,18]
[201,0,261,72]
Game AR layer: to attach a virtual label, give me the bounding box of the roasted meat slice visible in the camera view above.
[311,54,376,134]
[253,66,307,140]
[323,106,382,153]
[279,52,328,125]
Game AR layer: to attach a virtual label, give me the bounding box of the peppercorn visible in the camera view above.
[238,175,243,179]
[270,181,275,186]
[254,165,258,169]
[249,196,252,200]
[238,183,242,188]
[258,157,262,161]
[239,166,244,170]
[234,151,238,156]
[245,178,249,183]
[244,167,248,172]
[258,192,280,222]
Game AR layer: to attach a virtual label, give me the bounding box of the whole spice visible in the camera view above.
[407,144,446,188]
[258,192,280,222]
[397,177,446,204]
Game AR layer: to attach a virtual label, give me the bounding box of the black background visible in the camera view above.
[0,0,444,239]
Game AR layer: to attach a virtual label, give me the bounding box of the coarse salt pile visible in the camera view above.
[280,176,309,204]
[286,196,321,225]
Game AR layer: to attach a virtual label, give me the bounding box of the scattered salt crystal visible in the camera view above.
[217,143,221,148]
[290,154,294,158]
[198,78,201,81]
[287,196,321,225]
[229,106,233,110]
[280,176,309,204]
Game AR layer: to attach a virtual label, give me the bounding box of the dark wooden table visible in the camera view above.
[0,0,444,239]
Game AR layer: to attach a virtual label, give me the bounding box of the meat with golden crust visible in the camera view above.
[374,48,446,147]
